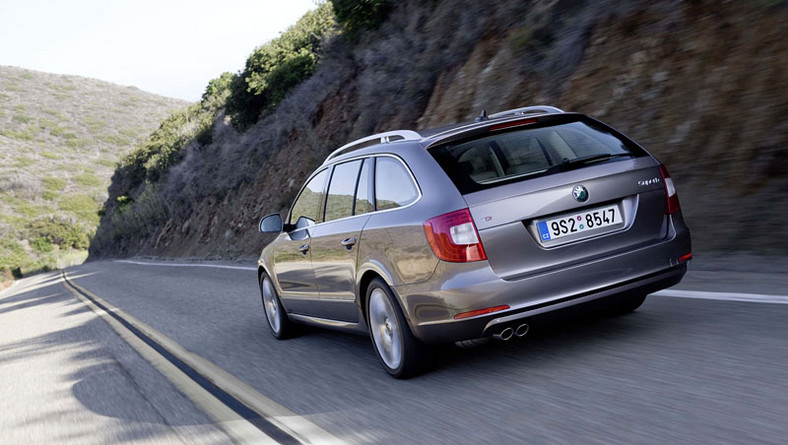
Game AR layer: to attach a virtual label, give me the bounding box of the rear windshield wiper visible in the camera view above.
[548,153,632,174]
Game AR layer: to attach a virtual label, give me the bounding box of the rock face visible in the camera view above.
[91,0,788,260]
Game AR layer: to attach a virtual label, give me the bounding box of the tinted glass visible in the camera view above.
[325,160,362,222]
[375,157,418,211]
[430,118,645,194]
[354,158,374,215]
[289,169,327,228]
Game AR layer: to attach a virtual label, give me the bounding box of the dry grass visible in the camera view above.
[0,65,188,275]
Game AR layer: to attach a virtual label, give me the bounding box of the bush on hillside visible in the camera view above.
[331,0,391,40]
[119,72,234,191]
[225,2,336,130]
[27,216,91,250]
[0,238,32,278]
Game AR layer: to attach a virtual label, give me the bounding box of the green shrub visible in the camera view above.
[31,237,54,253]
[97,134,131,145]
[2,127,38,141]
[330,0,390,40]
[40,151,61,160]
[94,158,117,168]
[59,194,99,223]
[10,199,53,219]
[201,72,234,106]
[0,238,33,274]
[49,125,68,137]
[66,137,88,149]
[43,177,67,191]
[13,113,33,124]
[40,107,64,118]
[119,71,235,189]
[27,216,91,250]
[116,195,133,210]
[13,156,36,168]
[226,2,336,129]
[73,172,103,187]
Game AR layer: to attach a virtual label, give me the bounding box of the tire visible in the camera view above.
[366,278,429,379]
[259,273,297,339]
[613,294,648,315]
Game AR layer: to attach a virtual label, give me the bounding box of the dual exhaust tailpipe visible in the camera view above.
[492,323,529,341]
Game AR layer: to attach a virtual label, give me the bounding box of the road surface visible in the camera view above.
[1,255,787,444]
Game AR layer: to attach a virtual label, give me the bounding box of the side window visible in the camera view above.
[324,160,362,222]
[375,157,418,211]
[354,158,374,215]
[289,169,328,228]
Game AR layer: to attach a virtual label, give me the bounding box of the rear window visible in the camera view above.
[429,119,646,194]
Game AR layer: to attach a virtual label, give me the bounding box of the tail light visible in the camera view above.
[424,209,487,262]
[659,165,681,214]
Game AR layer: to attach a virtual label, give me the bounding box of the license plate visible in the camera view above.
[537,205,622,242]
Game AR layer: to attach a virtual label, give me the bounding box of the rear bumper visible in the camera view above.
[395,225,690,344]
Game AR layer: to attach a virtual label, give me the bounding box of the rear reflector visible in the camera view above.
[679,253,693,263]
[658,164,681,214]
[454,305,510,320]
[424,208,487,262]
[489,118,537,132]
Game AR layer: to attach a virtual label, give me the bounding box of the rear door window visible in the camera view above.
[354,158,374,215]
[324,160,363,222]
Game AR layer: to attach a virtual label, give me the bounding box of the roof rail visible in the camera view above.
[324,130,422,164]
[488,105,564,119]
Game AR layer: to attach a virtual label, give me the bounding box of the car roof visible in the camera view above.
[322,106,570,166]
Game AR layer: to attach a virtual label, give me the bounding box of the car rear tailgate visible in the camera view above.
[466,157,669,280]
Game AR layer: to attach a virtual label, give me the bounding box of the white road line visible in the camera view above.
[112,259,787,305]
[653,289,788,304]
[114,259,256,271]
[63,271,344,445]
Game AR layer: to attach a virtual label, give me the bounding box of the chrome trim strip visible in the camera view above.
[296,154,424,227]
[289,313,359,329]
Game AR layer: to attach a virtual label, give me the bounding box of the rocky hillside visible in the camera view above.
[0,66,187,279]
[91,0,788,261]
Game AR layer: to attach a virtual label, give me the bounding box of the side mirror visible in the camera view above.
[295,215,315,229]
[259,213,283,233]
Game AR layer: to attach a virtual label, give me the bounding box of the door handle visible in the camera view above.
[341,237,356,249]
[298,244,310,254]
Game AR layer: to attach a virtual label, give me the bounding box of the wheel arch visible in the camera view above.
[357,268,419,335]
[357,270,385,326]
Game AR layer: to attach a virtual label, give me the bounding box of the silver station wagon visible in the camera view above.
[257,106,691,378]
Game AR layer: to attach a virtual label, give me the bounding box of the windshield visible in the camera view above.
[429,118,647,194]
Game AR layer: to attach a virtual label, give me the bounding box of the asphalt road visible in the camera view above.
[0,272,231,444]
[2,257,787,444]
